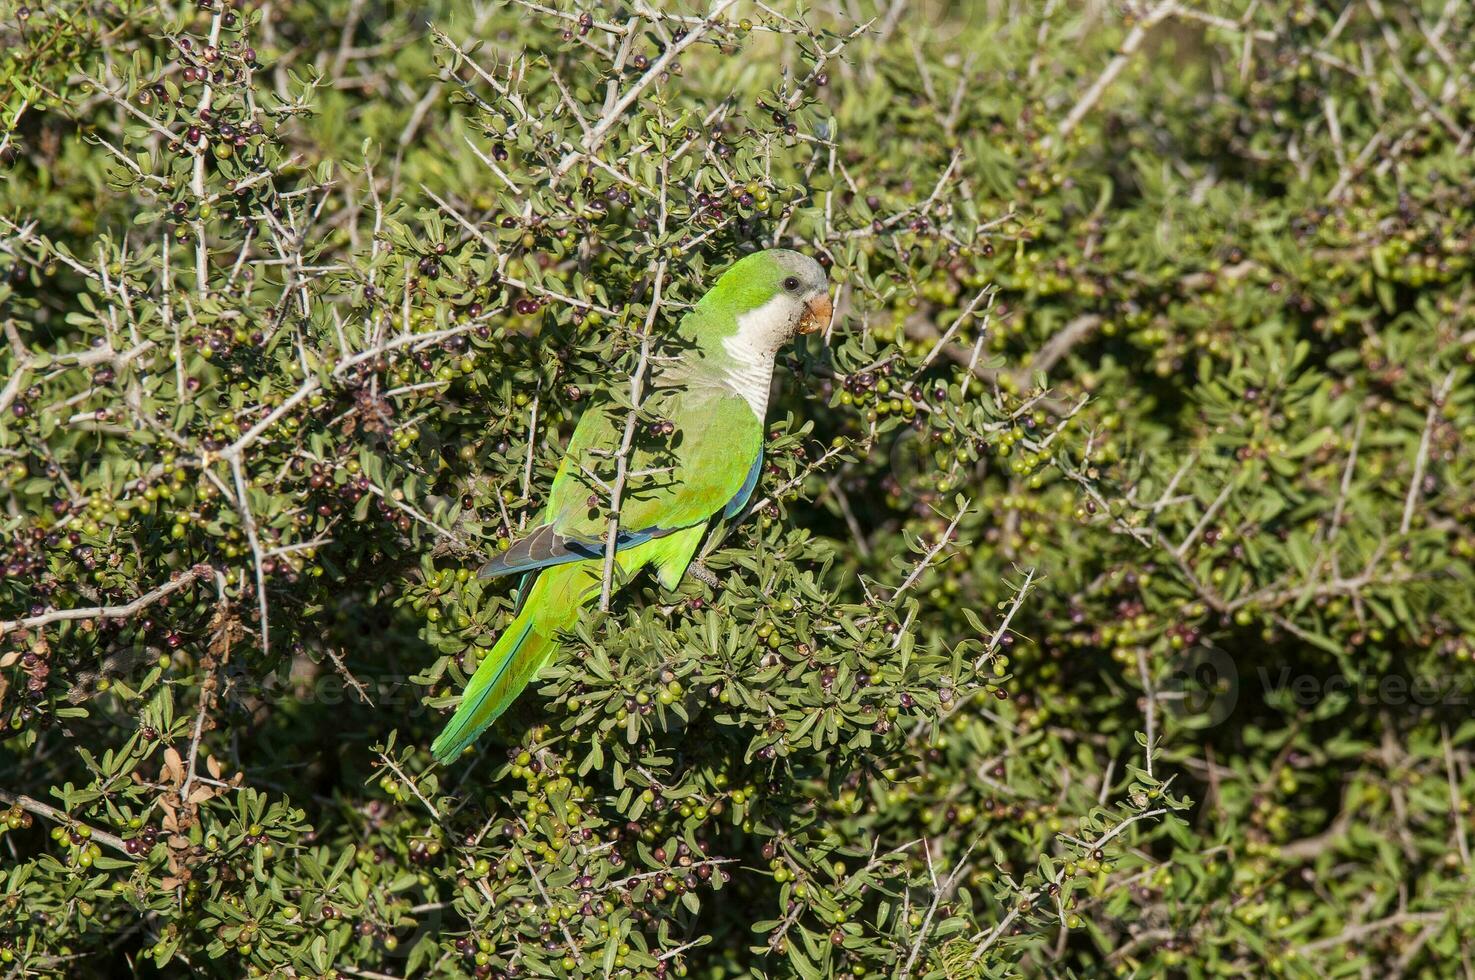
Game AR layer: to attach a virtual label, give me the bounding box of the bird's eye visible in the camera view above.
[783,276,800,291]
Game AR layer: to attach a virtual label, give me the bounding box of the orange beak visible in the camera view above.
[798,292,832,335]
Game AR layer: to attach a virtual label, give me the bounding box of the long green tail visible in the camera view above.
[430,605,556,764]
[433,545,658,763]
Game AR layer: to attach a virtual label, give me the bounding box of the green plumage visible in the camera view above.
[432,249,830,763]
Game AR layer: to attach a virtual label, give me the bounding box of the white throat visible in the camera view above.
[721,293,793,418]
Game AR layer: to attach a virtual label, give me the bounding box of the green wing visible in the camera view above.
[479,386,761,579]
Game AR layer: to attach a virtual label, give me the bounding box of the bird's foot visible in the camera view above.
[688,561,722,590]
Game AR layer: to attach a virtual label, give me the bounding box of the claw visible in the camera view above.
[688,561,722,589]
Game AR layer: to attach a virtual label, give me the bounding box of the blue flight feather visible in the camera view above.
[724,450,763,518]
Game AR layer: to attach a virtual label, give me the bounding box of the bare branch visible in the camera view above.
[0,564,212,638]
[1050,1,1180,147]
[1401,370,1455,535]
[0,789,135,859]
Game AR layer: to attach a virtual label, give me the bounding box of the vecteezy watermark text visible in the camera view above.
[1257,666,1471,708]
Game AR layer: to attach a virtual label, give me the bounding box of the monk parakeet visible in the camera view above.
[432,249,832,763]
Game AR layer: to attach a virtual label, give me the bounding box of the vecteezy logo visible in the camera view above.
[1160,644,1238,728]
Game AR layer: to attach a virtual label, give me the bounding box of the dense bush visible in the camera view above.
[2,0,1473,976]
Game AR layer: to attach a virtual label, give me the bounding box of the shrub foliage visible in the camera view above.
[2,0,1473,976]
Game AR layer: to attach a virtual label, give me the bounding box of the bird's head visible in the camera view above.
[695,248,833,358]
[765,249,834,337]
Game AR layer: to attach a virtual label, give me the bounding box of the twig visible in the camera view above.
[1296,911,1447,955]
[0,564,211,638]
[973,567,1035,672]
[555,0,740,177]
[327,648,375,707]
[522,846,580,953]
[1050,0,1180,147]
[376,752,439,821]
[522,394,540,505]
[656,938,705,963]
[180,572,232,806]
[967,807,1169,963]
[229,455,271,654]
[189,9,226,296]
[1441,725,1470,868]
[913,288,994,377]
[598,160,670,610]
[1029,315,1101,377]
[898,838,976,980]
[1136,648,1156,779]
[179,677,215,807]
[1176,480,1234,558]
[0,790,134,859]
[1401,370,1455,535]
[892,500,970,600]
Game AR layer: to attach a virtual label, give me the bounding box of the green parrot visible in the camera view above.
[431,249,832,763]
